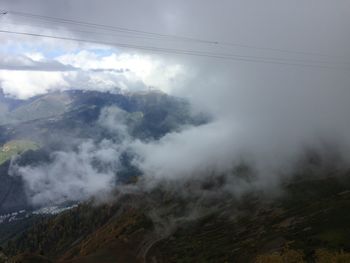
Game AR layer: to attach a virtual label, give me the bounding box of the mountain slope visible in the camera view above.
[4,167,350,263]
[0,89,207,248]
[0,89,206,143]
[2,90,350,262]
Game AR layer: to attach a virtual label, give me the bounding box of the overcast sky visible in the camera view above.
[0,0,350,98]
[4,1,350,204]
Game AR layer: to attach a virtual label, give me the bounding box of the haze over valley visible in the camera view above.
[0,1,350,262]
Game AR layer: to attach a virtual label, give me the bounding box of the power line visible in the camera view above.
[7,10,219,45]
[4,9,342,59]
[0,22,344,66]
[0,28,348,70]
[0,21,216,44]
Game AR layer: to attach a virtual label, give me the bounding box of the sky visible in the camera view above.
[1,0,349,98]
[0,0,194,98]
[3,0,350,205]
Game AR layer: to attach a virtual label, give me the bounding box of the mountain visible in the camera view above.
[8,92,72,123]
[0,89,210,261]
[0,89,206,142]
[3,165,350,263]
[0,89,207,214]
[1,90,350,262]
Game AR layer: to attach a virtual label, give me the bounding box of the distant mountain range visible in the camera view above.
[0,89,207,215]
[1,89,350,262]
[0,89,207,141]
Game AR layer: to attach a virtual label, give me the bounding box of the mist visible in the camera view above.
[7,59,350,208]
[11,64,350,206]
[2,0,350,210]
[9,107,132,206]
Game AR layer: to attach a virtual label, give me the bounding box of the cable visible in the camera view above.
[4,9,342,59]
[0,21,216,44]
[0,28,348,70]
[7,10,219,45]
[0,22,345,66]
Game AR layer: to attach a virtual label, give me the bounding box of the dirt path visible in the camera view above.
[137,234,165,263]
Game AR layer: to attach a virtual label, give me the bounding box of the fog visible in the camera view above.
[2,0,350,207]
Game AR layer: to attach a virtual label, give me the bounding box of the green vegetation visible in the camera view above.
[9,253,52,263]
[255,248,305,263]
[5,203,122,259]
[255,248,350,263]
[0,140,39,165]
[5,162,350,262]
[10,93,71,122]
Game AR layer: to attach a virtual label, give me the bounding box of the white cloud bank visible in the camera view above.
[3,0,350,209]
[10,140,120,205]
[0,50,187,99]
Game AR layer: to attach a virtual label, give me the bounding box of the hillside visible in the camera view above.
[0,0,349,262]
[0,89,208,255]
[1,90,350,262]
[3,163,350,263]
[0,89,206,213]
[0,90,206,143]
[0,140,39,165]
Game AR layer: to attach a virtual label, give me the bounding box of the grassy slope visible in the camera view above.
[0,140,39,165]
[9,93,72,123]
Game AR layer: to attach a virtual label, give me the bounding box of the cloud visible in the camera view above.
[130,62,350,199]
[0,53,77,71]
[0,50,186,99]
[11,140,120,205]
[0,70,69,98]
[2,0,350,211]
[9,63,350,206]
[57,50,186,93]
[10,108,131,206]
[131,120,241,181]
